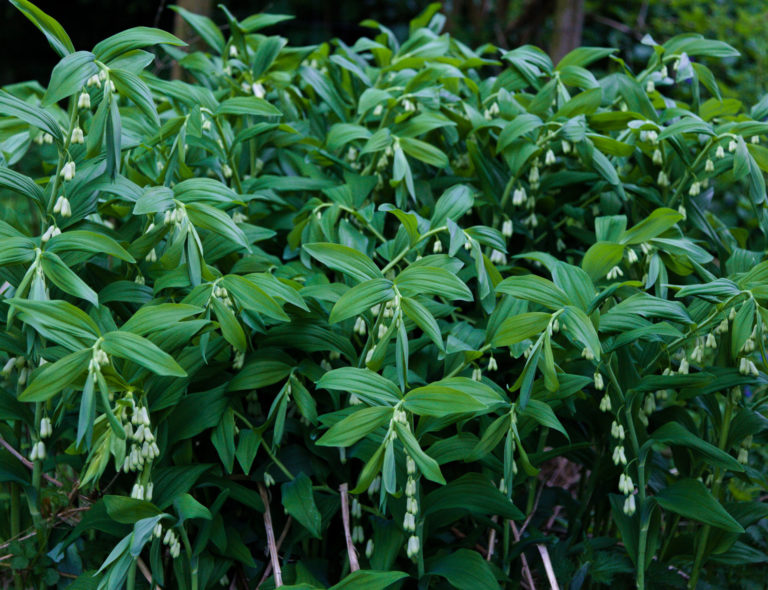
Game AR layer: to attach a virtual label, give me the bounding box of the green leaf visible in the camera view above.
[496,275,570,309]
[398,136,448,167]
[93,27,186,63]
[621,208,683,245]
[317,406,393,447]
[101,331,186,377]
[428,548,500,590]
[282,473,322,538]
[560,306,601,361]
[0,90,63,143]
[655,479,744,533]
[169,5,225,54]
[9,299,100,350]
[19,349,90,402]
[41,252,99,306]
[316,368,401,405]
[651,422,743,472]
[216,96,282,118]
[0,168,45,206]
[43,51,99,106]
[582,241,624,280]
[423,472,523,519]
[520,399,569,440]
[329,278,394,324]
[395,266,473,302]
[492,312,551,346]
[221,275,289,322]
[393,422,445,484]
[9,0,74,57]
[109,68,159,124]
[47,230,135,262]
[329,570,408,590]
[103,495,161,524]
[174,493,212,523]
[496,113,542,152]
[400,297,444,352]
[304,243,382,283]
[404,384,487,416]
[185,202,250,250]
[556,46,616,69]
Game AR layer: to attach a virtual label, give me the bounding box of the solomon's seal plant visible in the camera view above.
[0,1,767,588]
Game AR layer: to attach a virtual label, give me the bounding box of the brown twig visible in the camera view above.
[536,544,559,590]
[136,557,161,590]
[510,521,537,590]
[486,515,499,562]
[257,483,283,587]
[339,483,360,572]
[0,436,64,488]
[256,517,292,589]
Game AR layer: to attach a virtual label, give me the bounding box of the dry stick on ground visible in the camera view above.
[536,544,559,590]
[339,483,360,572]
[486,516,499,562]
[257,483,283,587]
[256,517,292,589]
[136,557,161,590]
[510,521,537,590]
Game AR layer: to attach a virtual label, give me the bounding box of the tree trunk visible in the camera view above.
[171,0,213,80]
[549,0,584,65]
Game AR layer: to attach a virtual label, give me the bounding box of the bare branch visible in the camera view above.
[339,483,360,572]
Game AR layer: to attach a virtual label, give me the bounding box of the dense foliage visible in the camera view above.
[1,1,768,588]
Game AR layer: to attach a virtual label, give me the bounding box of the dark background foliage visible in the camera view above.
[2,0,766,102]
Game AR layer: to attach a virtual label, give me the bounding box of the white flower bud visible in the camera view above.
[512,187,526,206]
[40,417,52,438]
[406,455,416,475]
[61,161,76,181]
[678,358,689,375]
[377,323,388,340]
[77,91,91,109]
[646,80,655,93]
[431,239,443,253]
[222,164,232,178]
[252,82,266,98]
[738,448,749,464]
[594,372,604,391]
[544,149,556,166]
[715,145,725,159]
[688,181,701,196]
[229,45,238,58]
[612,445,627,466]
[403,512,416,532]
[502,219,514,237]
[487,357,498,371]
[406,535,420,558]
[623,493,636,515]
[405,477,416,497]
[561,140,571,153]
[657,170,669,187]
[472,367,482,381]
[365,539,374,558]
[368,476,381,496]
[728,140,737,153]
[751,136,760,144]
[652,149,663,165]
[599,394,611,412]
[528,165,540,185]
[705,158,714,173]
[365,347,375,364]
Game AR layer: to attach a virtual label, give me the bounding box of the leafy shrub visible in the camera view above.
[1,1,768,589]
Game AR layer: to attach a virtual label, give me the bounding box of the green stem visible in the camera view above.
[10,424,23,590]
[605,363,647,590]
[179,526,198,590]
[47,98,79,223]
[688,395,734,589]
[380,226,447,274]
[126,560,137,590]
[29,403,44,549]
